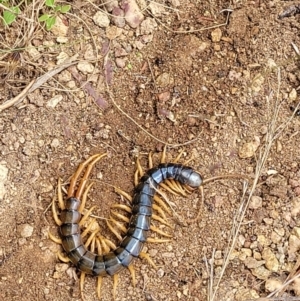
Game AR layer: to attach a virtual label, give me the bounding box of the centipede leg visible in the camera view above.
[147,237,171,243]
[114,187,133,202]
[153,194,172,215]
[67,153,106,198]
[79,182,94,213]
[151,214,173,228]
[150,225,172,238]
[57,178,65,210]
[80,272,86,300]
[160,145,167,163]
[96,277,103,300]
[48,231,62,244]
[111,211,130,223]
[134,156,144,186]
[57,251,70,263]
[139,252,157,269]
[75,154,107,199]
[113,274,119,300]
[68,154,100,197]
[106,220,123,241]
[128,265,136,286]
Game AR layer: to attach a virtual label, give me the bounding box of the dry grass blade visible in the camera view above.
[209,68,300,301]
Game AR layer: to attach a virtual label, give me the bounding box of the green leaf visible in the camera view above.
[45,16,56,30]
[3,11,16,25]
[38,14,49,21]
[11,6,20,14]
[45,0,55,8]
[60,5,71,13]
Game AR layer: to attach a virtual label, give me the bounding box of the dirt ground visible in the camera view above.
[1,0,300,300]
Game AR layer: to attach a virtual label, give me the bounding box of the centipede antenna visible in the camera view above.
[135,156,144,181]
[202,173,251,185]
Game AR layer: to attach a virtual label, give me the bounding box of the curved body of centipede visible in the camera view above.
[60,163,202,275]
[50,152,203,299]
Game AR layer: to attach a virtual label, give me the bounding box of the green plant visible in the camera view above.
[0,0,21,25]
[38,0,71,30]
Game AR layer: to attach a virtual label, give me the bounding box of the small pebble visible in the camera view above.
[157,268,164,278]
[18,224,34,238]
[93,11,110,27]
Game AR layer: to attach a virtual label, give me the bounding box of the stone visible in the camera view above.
[18,224,34,238]
[249,196,262,209]
[265,278,283,292]
[262,248,279,272]
[211,28,222,42]
[93,11,110,27]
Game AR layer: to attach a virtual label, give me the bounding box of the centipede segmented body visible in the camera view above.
[50,152,203,299]
[60,162,202,276]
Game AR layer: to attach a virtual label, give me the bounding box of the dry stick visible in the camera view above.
[0,80,34,112]
[0,59,79,112]
[210,68,298,301]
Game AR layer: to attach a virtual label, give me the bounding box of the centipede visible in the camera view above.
[49,150,203,299]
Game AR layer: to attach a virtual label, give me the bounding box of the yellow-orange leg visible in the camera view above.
[68,153,107,198]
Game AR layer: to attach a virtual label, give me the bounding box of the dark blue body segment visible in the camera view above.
[132,192,152,206]
[59,162,202,277]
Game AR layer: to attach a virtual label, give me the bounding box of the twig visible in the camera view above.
[0,80,34,112]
